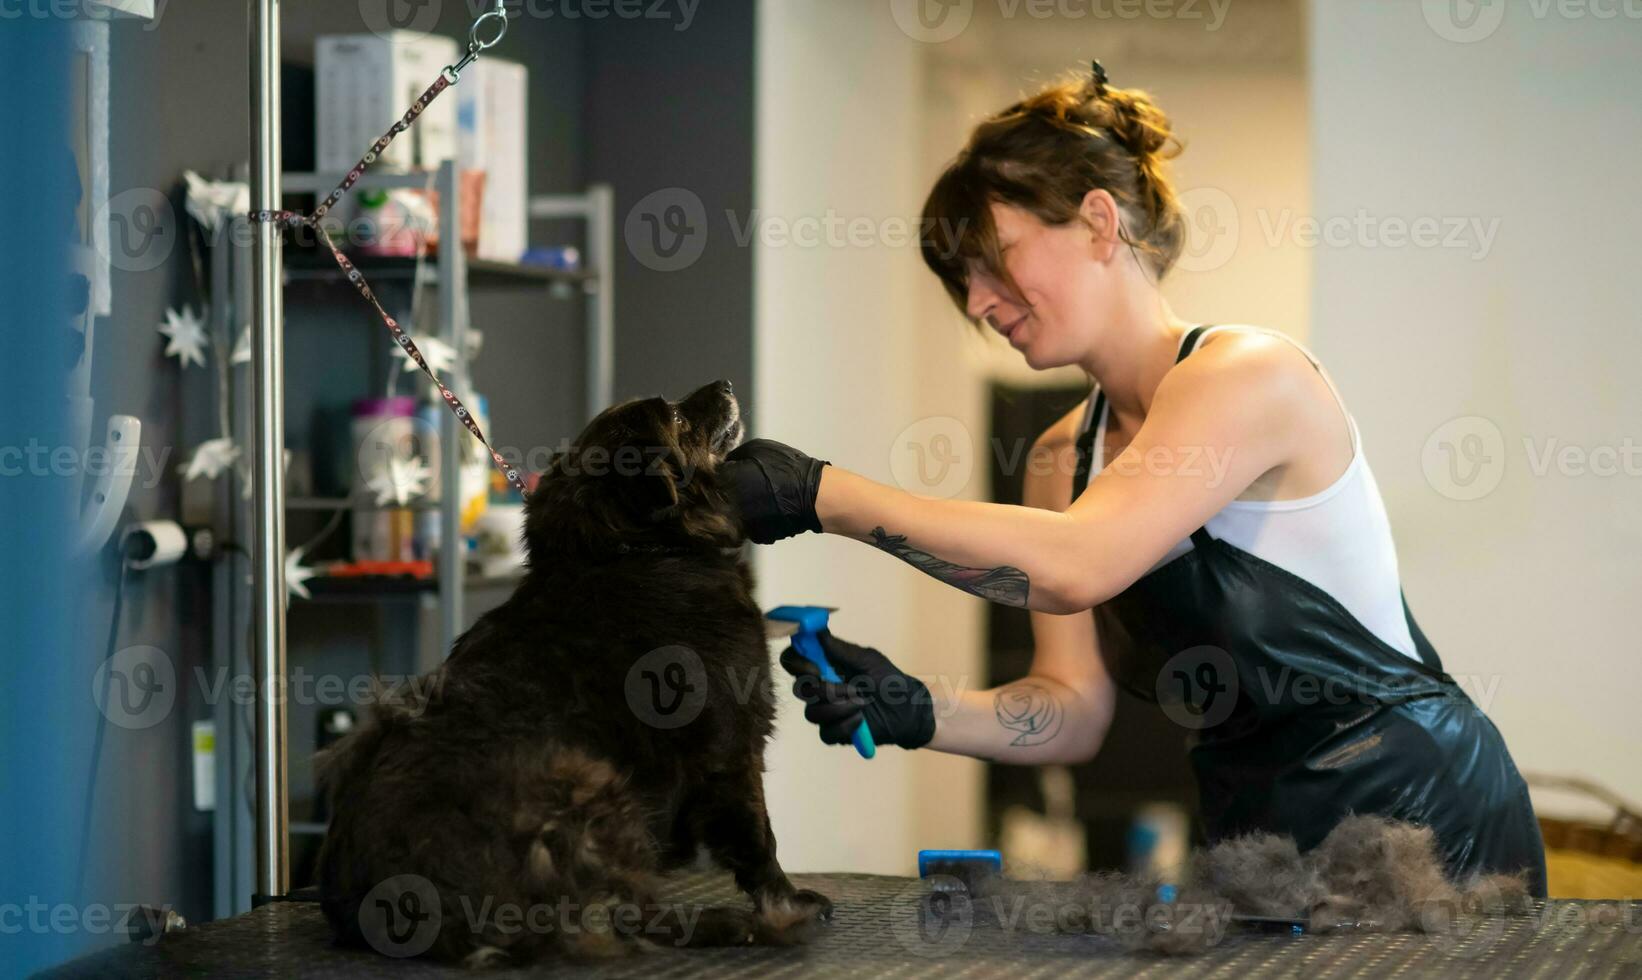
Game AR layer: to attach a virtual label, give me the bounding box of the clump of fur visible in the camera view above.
[978,816,1530,956]
[1139,884,1237,955]
[1194,832,1326,920]
[1306,815,1531,931]
[1308,815,1458,930]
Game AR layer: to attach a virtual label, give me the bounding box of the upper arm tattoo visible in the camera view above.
[994,682,1064,747]
[868,526,1030,607]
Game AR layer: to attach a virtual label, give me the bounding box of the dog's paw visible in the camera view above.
[753,888,834,944]
[790,888,834,924]
[679,907,761,948]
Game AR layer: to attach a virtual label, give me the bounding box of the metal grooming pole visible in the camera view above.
[248,0,289,903]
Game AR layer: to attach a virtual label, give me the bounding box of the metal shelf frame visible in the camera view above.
[284,160,473,659]
[529,187,615,421]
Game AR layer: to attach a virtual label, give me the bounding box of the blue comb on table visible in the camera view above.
[917,849,1003,892]
[765,605,876,759]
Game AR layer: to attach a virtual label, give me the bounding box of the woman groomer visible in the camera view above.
[722,63,1547,893]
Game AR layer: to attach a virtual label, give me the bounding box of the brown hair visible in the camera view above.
[921,70,1186,318]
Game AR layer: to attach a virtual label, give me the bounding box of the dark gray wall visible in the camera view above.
[583,0,758,413]
[90,1,257,934]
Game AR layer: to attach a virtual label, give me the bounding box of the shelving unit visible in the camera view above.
[278,161,613,653]
[300,574,527,602]
[207,160,615,917]
[284,252,597,289]
[284,496,437,512]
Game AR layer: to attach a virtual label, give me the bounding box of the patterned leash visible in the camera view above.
[249,5,529,496]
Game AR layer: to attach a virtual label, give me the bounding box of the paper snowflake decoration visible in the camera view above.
[158,305,209,369]
[393,336,458,376]
[365,454,433,507]
[183,171,250,236]
[178,437,240,482]
[285,546,317,604]
[230,325,251,366]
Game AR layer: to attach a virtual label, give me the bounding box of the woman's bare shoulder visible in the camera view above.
[1156,325,1348,477]
[1168,327,1321,411]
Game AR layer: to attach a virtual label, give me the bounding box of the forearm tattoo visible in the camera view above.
[994,682,1064,747]
[868,526,1030,607]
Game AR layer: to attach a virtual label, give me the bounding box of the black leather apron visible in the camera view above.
[1072,326,1547,895]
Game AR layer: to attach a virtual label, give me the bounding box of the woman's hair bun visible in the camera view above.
[1001,69,1180,166]
[1103,87,1177,160]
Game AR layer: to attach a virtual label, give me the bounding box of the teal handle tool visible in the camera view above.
[765,605,876,759]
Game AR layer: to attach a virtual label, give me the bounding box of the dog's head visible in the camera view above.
[524,380,745,561]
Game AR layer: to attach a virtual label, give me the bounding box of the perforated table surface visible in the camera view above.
[40,872,1642,979]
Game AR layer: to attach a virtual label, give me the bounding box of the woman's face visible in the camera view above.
[965,201,1114,370]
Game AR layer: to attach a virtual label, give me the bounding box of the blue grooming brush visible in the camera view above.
[765,605,875,759]
[917,849,1003,892]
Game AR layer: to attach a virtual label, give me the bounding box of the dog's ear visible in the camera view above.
[615,455,680,523]
[679,495,740,546]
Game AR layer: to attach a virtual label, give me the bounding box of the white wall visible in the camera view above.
[754,0,984,874]
[1307,0,1642,817]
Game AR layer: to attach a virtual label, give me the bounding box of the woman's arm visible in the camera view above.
[781,405,1119,763]
[924,404,1116,764]
[925,626,1114,765]
[816,336,1308,613]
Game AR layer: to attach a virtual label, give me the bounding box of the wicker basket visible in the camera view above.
[1529,773,1642,899]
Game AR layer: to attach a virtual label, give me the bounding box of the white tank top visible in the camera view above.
[1082,325,1419,660]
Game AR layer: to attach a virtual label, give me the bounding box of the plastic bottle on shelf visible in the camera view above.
[351,396,421,564]
[414,393,490,564]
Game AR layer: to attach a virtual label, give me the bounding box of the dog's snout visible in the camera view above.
[682,380,735,405]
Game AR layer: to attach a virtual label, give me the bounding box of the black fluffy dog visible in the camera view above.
[315,381,832,965]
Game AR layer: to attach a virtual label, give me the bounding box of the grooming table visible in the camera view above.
[40,872,1642,978]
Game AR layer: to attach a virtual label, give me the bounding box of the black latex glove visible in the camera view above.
[720,439,829,545]
[780,631,936,750]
